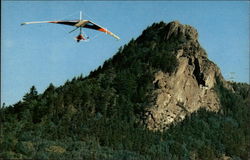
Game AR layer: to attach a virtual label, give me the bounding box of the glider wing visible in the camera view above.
[21,20,79,26]
[83,21,120,40]
[21,19,120,40]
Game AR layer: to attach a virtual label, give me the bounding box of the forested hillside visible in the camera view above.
[1,21,249,160]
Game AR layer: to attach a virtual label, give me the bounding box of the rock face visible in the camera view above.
[145,21,227,131]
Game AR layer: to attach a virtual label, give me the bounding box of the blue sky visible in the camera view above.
[2,1,249,105]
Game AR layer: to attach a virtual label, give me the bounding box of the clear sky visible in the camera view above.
[1,1,249,106]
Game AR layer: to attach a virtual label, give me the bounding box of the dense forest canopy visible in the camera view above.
[1,21,249,160]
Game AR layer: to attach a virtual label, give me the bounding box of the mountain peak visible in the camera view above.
[91,21,227,131]
[136,21,198,44]
[139,21,229,131]
[165,20,198,41]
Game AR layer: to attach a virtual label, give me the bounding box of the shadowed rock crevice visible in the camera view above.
[193,58,206,86]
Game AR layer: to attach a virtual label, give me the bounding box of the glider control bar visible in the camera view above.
[69,27,79,33]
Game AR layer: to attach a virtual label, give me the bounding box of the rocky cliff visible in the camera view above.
[144,21,229,131]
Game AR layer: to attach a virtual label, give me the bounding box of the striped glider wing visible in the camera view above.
[21,20,120,40]
[83,21,120,40]
[21,20,79,26]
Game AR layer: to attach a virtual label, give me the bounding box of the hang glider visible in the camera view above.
[21,11,120,42]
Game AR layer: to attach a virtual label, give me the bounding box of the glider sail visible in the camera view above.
[21,13,120,41]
